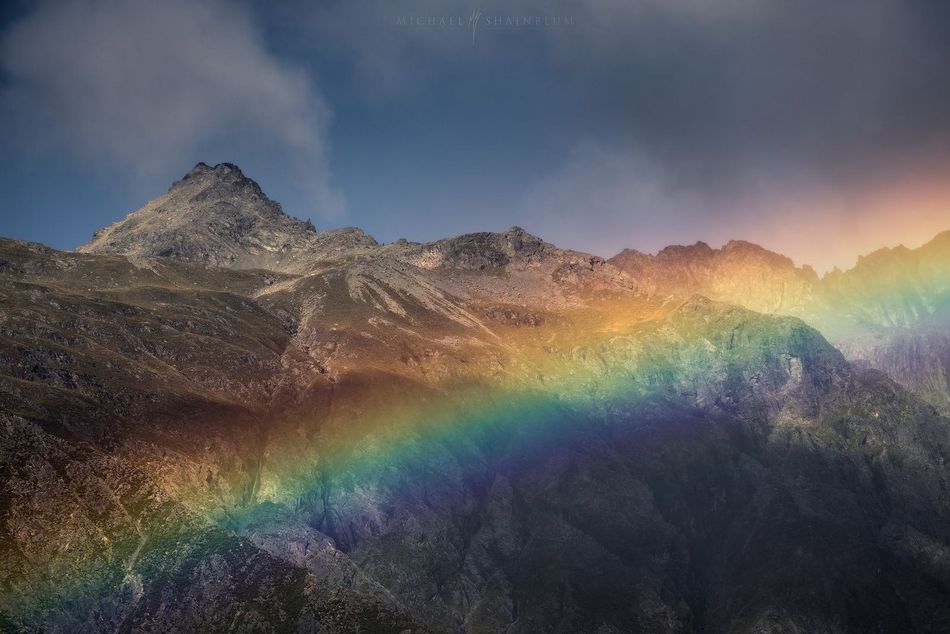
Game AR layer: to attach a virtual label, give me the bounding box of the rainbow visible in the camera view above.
[2,296,823,626]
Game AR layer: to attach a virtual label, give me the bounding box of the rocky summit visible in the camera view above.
[79,163,378,271]
[2,164,950,633]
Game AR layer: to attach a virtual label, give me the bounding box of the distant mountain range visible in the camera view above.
[2,163,949,632]
[609,230,950,413]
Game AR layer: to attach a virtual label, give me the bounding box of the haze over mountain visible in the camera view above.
[609,232,950,413]
[2,163,950,632]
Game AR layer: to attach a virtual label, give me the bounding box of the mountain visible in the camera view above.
[609,232,950,414]
[2,164,950,632]
[817,233,950,413]
[607,230,950,332]
[820,230,950,330]
[79,162,378,271]
[609,240,819,314]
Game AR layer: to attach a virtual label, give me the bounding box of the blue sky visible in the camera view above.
[1,0,949,272]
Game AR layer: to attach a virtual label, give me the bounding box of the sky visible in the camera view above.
[0,0,949,273]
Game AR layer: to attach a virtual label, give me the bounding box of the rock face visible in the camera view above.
[2,164,950,632]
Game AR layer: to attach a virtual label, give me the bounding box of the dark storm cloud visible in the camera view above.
[272,1,950,210]
[13,0,949,192]
[528,0,950,268]
[559,0,950,182]
[274,0,950,179]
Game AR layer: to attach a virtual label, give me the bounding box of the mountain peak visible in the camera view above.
[182,161,243,179]
[655,241,715,260]
[185,161,212,177]
[422,227,550,269]
[79,162,319,269]
[722,239,764,252]
[169,161,265,198]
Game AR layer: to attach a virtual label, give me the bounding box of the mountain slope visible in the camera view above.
[609,232,950,413]
[2,164,950,632]
[2,240,950,632]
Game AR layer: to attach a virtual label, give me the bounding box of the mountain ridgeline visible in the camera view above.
[1,163,949,633]
[608,231,950,413]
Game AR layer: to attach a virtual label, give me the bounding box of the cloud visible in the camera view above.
[518,142,950,273]
[268,0,492,98]
[283,0,950,173]
[0,0,342,216]
[517,144,717,257]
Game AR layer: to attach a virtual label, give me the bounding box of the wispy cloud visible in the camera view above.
[0,0,342,216]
